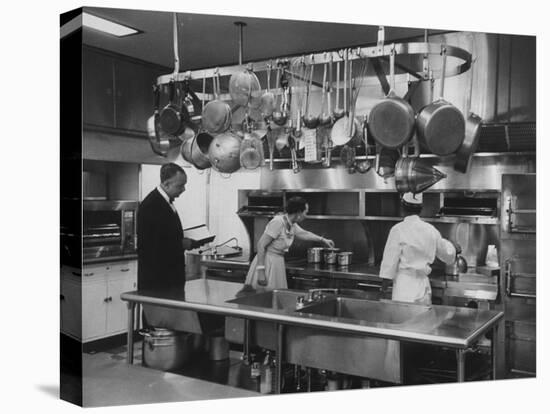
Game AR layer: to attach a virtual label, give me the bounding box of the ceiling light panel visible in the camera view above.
[82,13,139,37]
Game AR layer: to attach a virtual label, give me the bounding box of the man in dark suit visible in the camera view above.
[137,163,198,291]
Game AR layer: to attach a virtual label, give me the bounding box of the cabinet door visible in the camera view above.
[106,276,137,335]
[82,281,108,341]
[114,59,160,132]
[83,49,115,127]
[60,278,82,340]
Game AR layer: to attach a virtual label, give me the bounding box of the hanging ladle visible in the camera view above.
[319,59,331,126]
[260,61,276,119]
[333,52,345,120]
[302,57,319,129]
[272,65,289,126]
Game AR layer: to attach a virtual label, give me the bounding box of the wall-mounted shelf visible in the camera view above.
[237,189,500,225]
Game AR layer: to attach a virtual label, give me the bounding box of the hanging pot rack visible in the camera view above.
[155,26,472,102]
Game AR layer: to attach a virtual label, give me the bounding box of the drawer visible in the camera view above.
[82,260,136,278]
[334,278,382,300]
[287,274,330,290]
[205,267,247,283]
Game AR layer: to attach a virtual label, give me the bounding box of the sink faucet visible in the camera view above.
[307,288,338,302]
[296,288,338,310]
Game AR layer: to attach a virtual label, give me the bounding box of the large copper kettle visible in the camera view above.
[208,131,242,173]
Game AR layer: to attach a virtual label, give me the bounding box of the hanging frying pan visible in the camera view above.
[454,113,481,173]
[368,48,415,149]
[147,85,181,157]
[416,47,465,155]
[159,13,185,137]
[454,48,482,173]
[159,81,184,136]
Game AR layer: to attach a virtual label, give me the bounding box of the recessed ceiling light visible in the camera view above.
[82,12,139,37]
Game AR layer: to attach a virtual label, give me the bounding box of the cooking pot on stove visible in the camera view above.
[337,251,353,267]
[323,248,340,265]
[307,247,324,263]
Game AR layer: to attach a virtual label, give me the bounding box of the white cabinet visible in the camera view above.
[105,276,137,334]
[60,266,82,340]
[61,260,137,342]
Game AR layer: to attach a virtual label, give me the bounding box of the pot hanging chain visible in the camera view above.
[172,12,180,79]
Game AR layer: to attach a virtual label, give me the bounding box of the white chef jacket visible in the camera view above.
[379,215,456,304]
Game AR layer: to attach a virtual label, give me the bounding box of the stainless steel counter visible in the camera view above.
[121,279,503,389]
[122,279,502,348]
[201,258,498,294]
[201,258,381,281]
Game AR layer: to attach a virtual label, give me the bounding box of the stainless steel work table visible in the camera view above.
[121,279,503,391]
[201,258,383,282]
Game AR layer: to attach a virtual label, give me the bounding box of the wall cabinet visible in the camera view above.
[61,260,137,342]
[83,49,115,128]
[83,48,164,134]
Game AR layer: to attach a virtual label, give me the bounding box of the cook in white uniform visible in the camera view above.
[242,196,334,292]
[380,192,458,305]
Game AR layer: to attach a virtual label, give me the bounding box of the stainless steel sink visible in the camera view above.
[225,289,307,311]
[297,297,429,325]
[225,289,307,351]
[224,290,428,384]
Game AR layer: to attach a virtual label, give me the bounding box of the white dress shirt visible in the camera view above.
[157,185,177,213]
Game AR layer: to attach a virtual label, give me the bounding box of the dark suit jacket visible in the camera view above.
[137,188,186,290]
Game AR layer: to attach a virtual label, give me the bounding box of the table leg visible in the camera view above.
[276,323,284,394]
[126,301,136,364]
[243,319,251,365]
[456,349,466,382]
[492,323,498,380]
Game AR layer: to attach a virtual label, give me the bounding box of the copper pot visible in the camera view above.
[323,248,340,265]
[181,135,210,170]
[368,51,415,149]
[337,251,353,267]
[208,131,242,173]
[416,50,465,155]
[307,247,324,263]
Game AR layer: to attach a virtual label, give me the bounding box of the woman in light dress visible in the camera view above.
[243,197,334,291]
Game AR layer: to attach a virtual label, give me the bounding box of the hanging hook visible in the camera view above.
[234,21,247,66]
[172,12,180,79]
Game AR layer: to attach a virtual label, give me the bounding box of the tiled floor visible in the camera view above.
[81,341,259,407]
